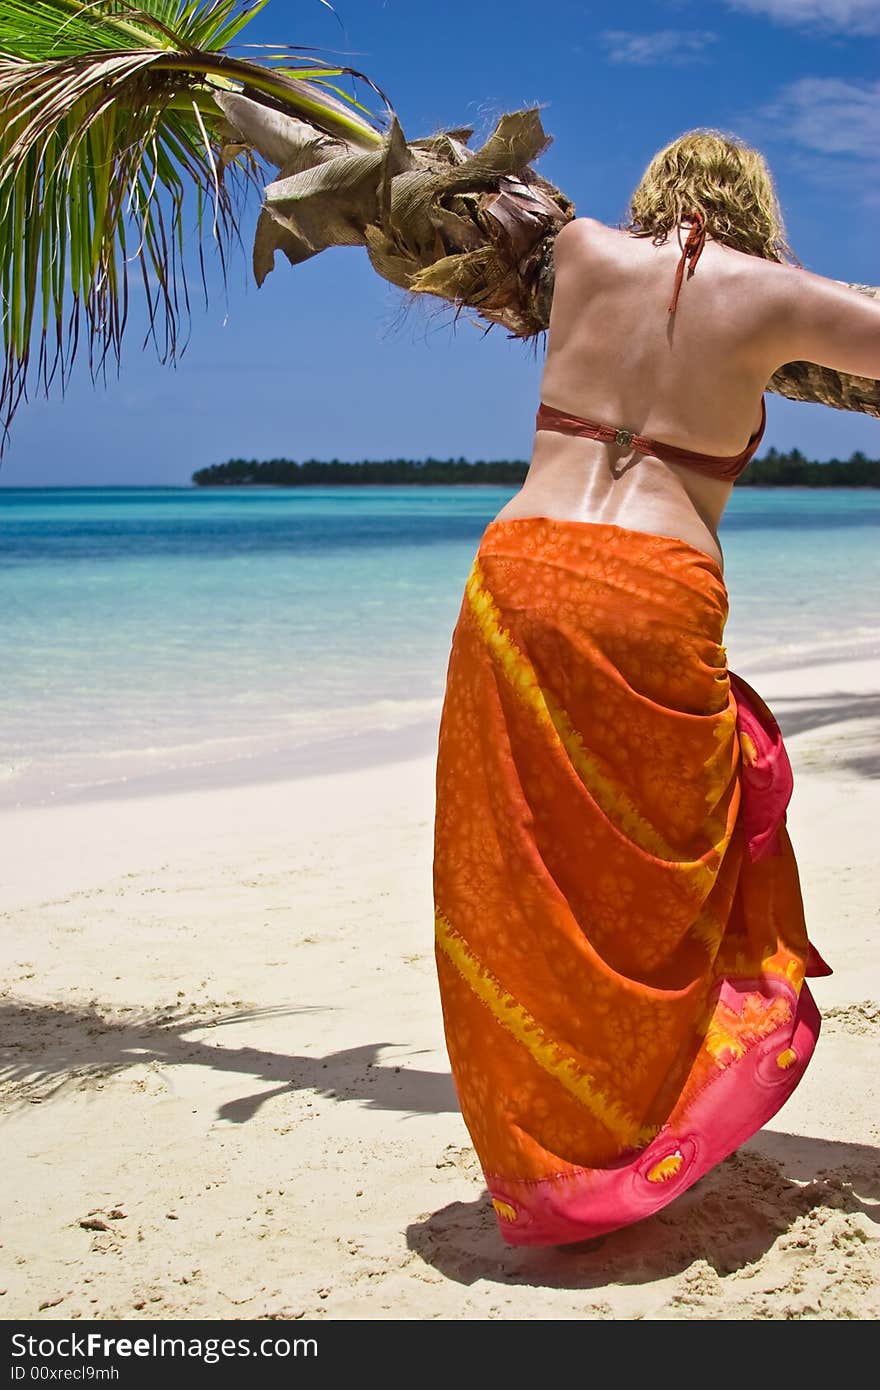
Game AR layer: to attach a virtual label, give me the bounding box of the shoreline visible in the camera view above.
[2,715,442,813]
[4,644,879,813]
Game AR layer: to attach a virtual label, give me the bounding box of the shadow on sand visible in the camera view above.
[405,1131,880,1290]
[5,1002,878,1293]
[774,691,880,778]
[0,998,458,1121]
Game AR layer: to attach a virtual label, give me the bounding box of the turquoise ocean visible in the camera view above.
[2,485,879,808]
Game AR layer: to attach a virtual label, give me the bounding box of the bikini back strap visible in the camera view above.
[535,396,767,481]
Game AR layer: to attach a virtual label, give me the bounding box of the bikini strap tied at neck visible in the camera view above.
[668,210,707,315]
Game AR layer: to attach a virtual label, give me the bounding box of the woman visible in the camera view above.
[431,130,880,1247]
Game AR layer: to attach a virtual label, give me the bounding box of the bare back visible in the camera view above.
[493,217,880,570]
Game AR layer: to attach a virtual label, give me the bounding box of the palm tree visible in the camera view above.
[1,0,876,459]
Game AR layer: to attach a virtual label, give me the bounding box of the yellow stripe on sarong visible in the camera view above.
[435,909,659,1149]
[465,557,731,893]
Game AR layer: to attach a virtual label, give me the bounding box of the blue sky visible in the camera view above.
[1,0,878,486]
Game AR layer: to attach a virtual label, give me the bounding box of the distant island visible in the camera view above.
[192,447,880,488]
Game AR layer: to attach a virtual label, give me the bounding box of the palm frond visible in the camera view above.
[0,0,393,453]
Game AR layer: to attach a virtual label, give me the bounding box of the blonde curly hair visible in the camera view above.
[625,129,797,263]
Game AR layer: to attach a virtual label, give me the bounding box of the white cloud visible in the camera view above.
[725,1,880,36]
[762,78,880,158]
[783,148,880,209]
[600,29,718,66]
[751,77,880,207]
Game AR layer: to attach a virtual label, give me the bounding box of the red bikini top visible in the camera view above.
[535,396,766,482]
[535,211,767,482]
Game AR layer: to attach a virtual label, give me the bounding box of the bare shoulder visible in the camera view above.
[553,218,629,283]
[553,216,616,253]
[739,250,876,314]
[741,253,831,306]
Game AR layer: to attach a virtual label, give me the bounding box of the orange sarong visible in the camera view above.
[432,516,829,1246]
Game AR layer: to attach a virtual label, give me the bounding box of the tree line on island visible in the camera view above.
[192,447,880,488]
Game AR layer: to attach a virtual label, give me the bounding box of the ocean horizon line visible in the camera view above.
[4,480,880,492]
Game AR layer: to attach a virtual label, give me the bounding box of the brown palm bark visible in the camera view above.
[214,95,879,420]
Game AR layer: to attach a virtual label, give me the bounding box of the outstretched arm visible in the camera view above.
[765,269,880,383]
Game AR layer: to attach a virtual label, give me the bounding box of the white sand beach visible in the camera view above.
[1,653,878,1321]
